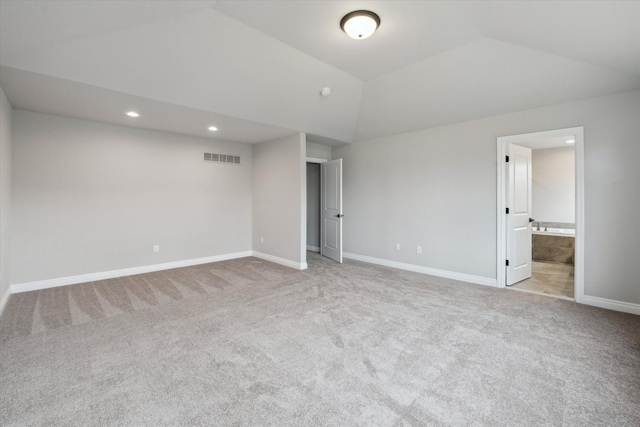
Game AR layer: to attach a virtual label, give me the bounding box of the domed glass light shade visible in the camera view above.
[340,10,380,40]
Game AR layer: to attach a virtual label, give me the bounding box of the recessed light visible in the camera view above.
[126,111,140,118]
[566,139,575,144]
[208,126,218,132]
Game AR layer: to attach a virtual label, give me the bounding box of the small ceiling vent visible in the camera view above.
[203,153,241,165]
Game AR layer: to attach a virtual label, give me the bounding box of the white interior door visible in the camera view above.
[507,144,533,285]
[321,159,343,263]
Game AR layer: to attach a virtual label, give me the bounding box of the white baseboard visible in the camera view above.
[252,251,307,270]
[582,295,640,316]
[0,287,11,317]
[306,245,320,252]
[343,252,497,287]
[11,251,253,294]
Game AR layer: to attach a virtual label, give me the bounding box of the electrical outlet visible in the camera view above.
[417,246,422,254]
[395,243,400,251]
[261,237,264,243]
[153,245,159,253]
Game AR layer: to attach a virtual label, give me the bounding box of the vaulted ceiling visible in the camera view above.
[1,1,639,144]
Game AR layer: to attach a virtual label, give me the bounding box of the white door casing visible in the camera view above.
[506,144,533,285]
[497,127,584,303]
[321,159,343,263]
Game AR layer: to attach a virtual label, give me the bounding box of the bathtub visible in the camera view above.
[532,227,575,237]
[532,226,575,265]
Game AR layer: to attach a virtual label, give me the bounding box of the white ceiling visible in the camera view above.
[213,0,484,81]
[1,1,639,145]
[0,66,295,144]
[0,0,218,59]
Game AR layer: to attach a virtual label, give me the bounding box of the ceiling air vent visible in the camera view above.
[203,153,241,165]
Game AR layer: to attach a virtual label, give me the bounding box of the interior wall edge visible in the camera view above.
[0,85,13,315]
[252,132,306,264]
[0,287,11,317]
[252,251,307,271]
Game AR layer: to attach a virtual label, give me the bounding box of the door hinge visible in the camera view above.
[505,260,509,267]
[505,155,509,162]
[506,207,509,214]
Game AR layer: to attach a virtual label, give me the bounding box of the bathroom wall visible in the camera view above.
[532,146,575,224]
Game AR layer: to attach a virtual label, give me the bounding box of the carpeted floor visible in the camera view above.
[1,252,639,426]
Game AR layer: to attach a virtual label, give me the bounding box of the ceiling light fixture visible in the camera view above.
[126,111,140,118]
[566,139,575,144]
[208,126,218,131]
[340,10,380,40]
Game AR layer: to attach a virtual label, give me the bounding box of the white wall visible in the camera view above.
[306,142,331,161]
[0,87,12,311]
[11,111,253,284]
[306,163,320,250]
[532,146,575,224]
[334,89,640,306]
[253,133,306,268]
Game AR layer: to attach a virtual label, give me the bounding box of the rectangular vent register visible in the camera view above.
[204,153,241,164]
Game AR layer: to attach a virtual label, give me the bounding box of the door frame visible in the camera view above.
[305,157,327,257]
[496,127,584,302]
[306,157,328,165]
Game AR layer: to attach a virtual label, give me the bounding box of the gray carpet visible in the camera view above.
[1,252,639,426]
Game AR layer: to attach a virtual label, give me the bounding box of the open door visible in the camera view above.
[321,159,343,263]
[506,144,533,285]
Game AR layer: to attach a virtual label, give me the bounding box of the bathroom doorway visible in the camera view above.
[497,127,584,302]
[512,140,575,299]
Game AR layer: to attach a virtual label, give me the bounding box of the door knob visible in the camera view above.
[529,218,535,222]
[336,214,344,218]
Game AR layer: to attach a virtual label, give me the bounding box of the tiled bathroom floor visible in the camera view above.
[508,261,574,299]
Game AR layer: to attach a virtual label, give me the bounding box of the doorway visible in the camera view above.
[306,161,323,253]
[306,157,344,264]
[497,127,584,302]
